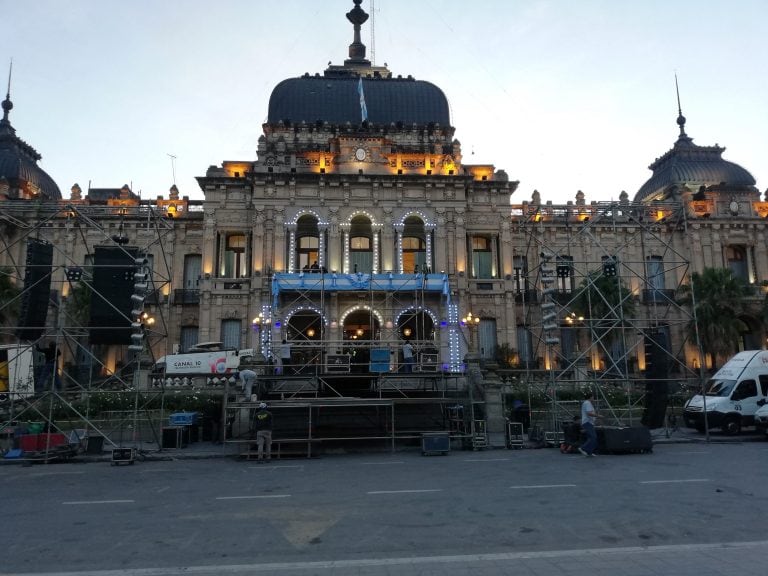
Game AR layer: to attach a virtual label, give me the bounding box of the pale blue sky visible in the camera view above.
[1,0,766,204]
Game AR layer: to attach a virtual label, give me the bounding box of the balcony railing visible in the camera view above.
[641,288,676,304]
[514,289,538,303]
[173,289,200,305]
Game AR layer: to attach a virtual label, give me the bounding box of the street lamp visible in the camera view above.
[252,312,272,352]
[461,311,481,353]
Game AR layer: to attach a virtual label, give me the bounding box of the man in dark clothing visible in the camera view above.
[252,402,273,462]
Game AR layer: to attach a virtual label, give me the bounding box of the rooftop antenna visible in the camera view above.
[167,153,177,186]
[370,0,376,65]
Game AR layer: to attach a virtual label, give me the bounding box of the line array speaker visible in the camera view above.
[642,330,670,428]
[16,239,53,342]
[89,246,137,344]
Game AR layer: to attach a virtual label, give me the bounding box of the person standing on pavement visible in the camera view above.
[252,402,273,462]
[579,390,599,457]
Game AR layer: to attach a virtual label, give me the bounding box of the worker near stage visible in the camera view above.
[252,402,273,462]
[278,339,292,375]
[239,367,257,401]
[579,390,600,457]
[402,339,415,373]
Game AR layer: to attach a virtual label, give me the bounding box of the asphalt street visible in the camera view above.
[3,441,768,576]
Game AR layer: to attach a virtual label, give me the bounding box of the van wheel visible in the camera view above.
[722,416,741,436]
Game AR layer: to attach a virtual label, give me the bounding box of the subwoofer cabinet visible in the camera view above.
[597,426,653,454]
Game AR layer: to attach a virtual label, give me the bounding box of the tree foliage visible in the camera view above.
[65,281,92,328]
[0,266,21,329]
[678,267,751,368]
[571,270,635,331]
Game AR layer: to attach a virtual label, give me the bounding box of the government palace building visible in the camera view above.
[2,1,766,438]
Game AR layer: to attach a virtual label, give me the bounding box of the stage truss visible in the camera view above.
[509,197,704,436]
[0,199,176,453]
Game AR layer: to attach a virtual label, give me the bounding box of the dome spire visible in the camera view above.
[674,72,688,139]
[346,0,369,63]
[1,59,14,130]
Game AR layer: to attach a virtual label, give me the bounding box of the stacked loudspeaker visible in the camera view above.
[16,239,54,342]
[641,330,670,429]
[89,246,137,344]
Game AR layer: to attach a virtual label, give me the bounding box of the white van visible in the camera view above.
[754,402,768,436]
[683,350,768,435]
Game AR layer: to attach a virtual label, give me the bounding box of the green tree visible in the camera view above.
[679,267,750,369]
[571,270,636,375]
[0,266,21,333]
[64,281,92,328]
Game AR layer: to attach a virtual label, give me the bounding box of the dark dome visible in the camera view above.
[0,95,61,200]
[635,125,755,202]
[268,76,451,126]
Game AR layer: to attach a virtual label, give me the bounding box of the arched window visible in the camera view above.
[296,215,320,271]
[402,216,427,273]
[349,215,373,273]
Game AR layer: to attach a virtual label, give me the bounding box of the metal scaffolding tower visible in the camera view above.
[510,197,703,437]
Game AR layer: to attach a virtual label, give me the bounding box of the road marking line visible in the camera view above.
[215,495,291,500]
[31,471,86,477]
[640,479,710,484]
[367,489,442,494]
[465,458,510,462]
[510,484,577,489]
[13,539,768,575]
[247,465,303,470]
[62,500,134,505]
[358,460,405,465]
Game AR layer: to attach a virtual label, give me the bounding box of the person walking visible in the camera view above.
[579,390,599,457]
[402,339,415,373]
[252,402,273,462]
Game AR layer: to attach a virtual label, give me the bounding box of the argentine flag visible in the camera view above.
[357,77,368,122]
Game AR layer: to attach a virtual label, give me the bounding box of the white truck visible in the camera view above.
[683,350,768,435]
[0,343,36,403]
[153,342,255,377]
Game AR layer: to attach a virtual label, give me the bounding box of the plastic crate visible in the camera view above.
[111,447,135,465]
[421,432,450,455]
[169,412,198,426]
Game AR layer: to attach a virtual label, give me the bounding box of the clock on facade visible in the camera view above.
[729,200,739,215]
[355,147,367,161]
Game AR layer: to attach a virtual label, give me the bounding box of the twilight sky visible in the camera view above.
[2,0,766,205]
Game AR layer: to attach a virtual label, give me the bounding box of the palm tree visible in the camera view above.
[679,267,751,370]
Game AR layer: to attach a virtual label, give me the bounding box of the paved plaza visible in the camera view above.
[2,436,767,576]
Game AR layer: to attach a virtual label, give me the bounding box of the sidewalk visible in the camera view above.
[3,427,763,466]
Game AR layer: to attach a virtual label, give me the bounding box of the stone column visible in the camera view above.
[480,362,507,449]
[394,224,404,273]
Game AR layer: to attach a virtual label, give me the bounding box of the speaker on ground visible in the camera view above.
[642,330,670,428]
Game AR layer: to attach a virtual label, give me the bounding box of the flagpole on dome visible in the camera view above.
[358,77,368,123]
